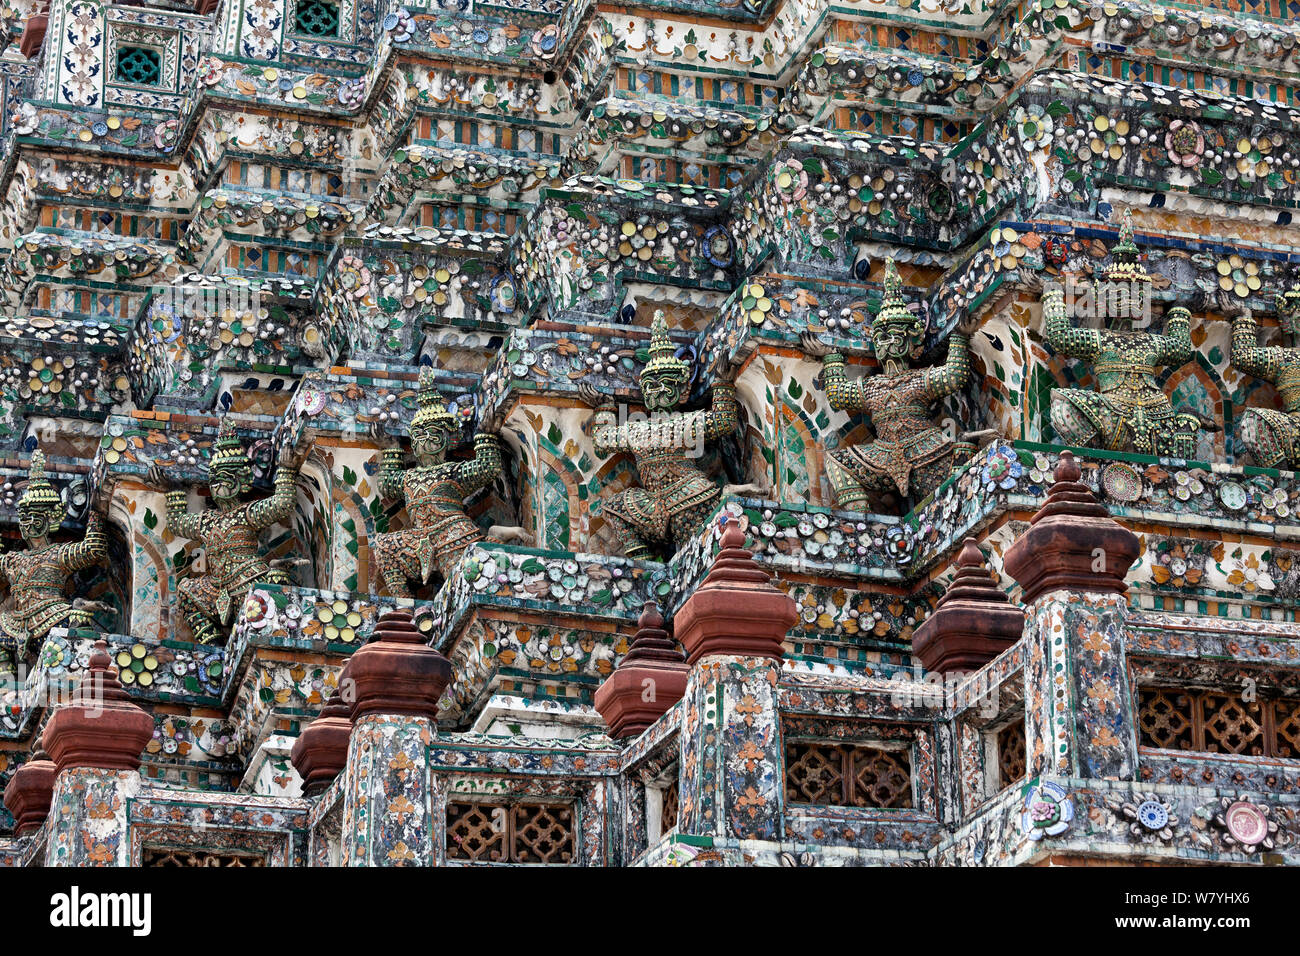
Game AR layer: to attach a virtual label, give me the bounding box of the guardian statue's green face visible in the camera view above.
[639,311,692,413]
[208,417,253,506]
[208,465,249,504]
[869,258,925,365]
[17,451,63,543]
[410,419,455,463]
[870,313,926,364]
[17,503,56,543]
[409,372,460,464]
[640,367,688,413]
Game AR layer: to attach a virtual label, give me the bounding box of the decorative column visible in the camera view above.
[1003,452,1141,781]
[672,517,797,842]
[290,669,353,796]
[340,609,451,866]
[912,537,1025,674]
[594,602,688,739]
[3,736,56,838]
[41,640,155,866]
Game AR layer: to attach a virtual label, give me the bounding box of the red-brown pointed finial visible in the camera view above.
[637,600,665,633]
[1004,450,1140,603]
[673,514,798,664]
[1055,450,1081,484]
[719,515,746,551]
[956,537,983,569]
[594,600,689,738]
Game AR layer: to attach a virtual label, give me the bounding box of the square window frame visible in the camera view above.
[104,21,179,95]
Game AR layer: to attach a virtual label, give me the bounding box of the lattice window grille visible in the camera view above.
[116,47,162,87]
[659,781,679,833]
[1137,688,1195,751]
[295,0,340,37]
[143,847,267,866]
[995,720,1027,788]
[446,800,576,864]
[1277,698,1300,758]
[1137,686,1300,759]
[784,739,913,809]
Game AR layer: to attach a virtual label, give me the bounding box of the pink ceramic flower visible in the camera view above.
[337,256,372,298]
[153,118,180,152]
[1165,119,1204,168]
[775,158,808,201]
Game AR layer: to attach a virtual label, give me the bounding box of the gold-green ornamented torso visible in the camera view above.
[164,466,297,637]
[0,513,107,659]
[374,433,503,592]
[1044,290,1203,458]
[593,384,739,559]
[819,335,971,499]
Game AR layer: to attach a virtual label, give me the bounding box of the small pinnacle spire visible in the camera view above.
[1031,450,1109,524]
[701,515,772,587]
[673,514,798,664]
[621,601,685,666]
[638,600,664,632]
[79,638,131,705]
[955,537,983,569]
[934,537,1010,608]
[883,257,902,295]
[1003,448,1141,605]
[1055,450,1082,484]
[912,529,1026,672]
[593,598,690,737]
[1117,207,1134,245]
[719,515,745,551]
